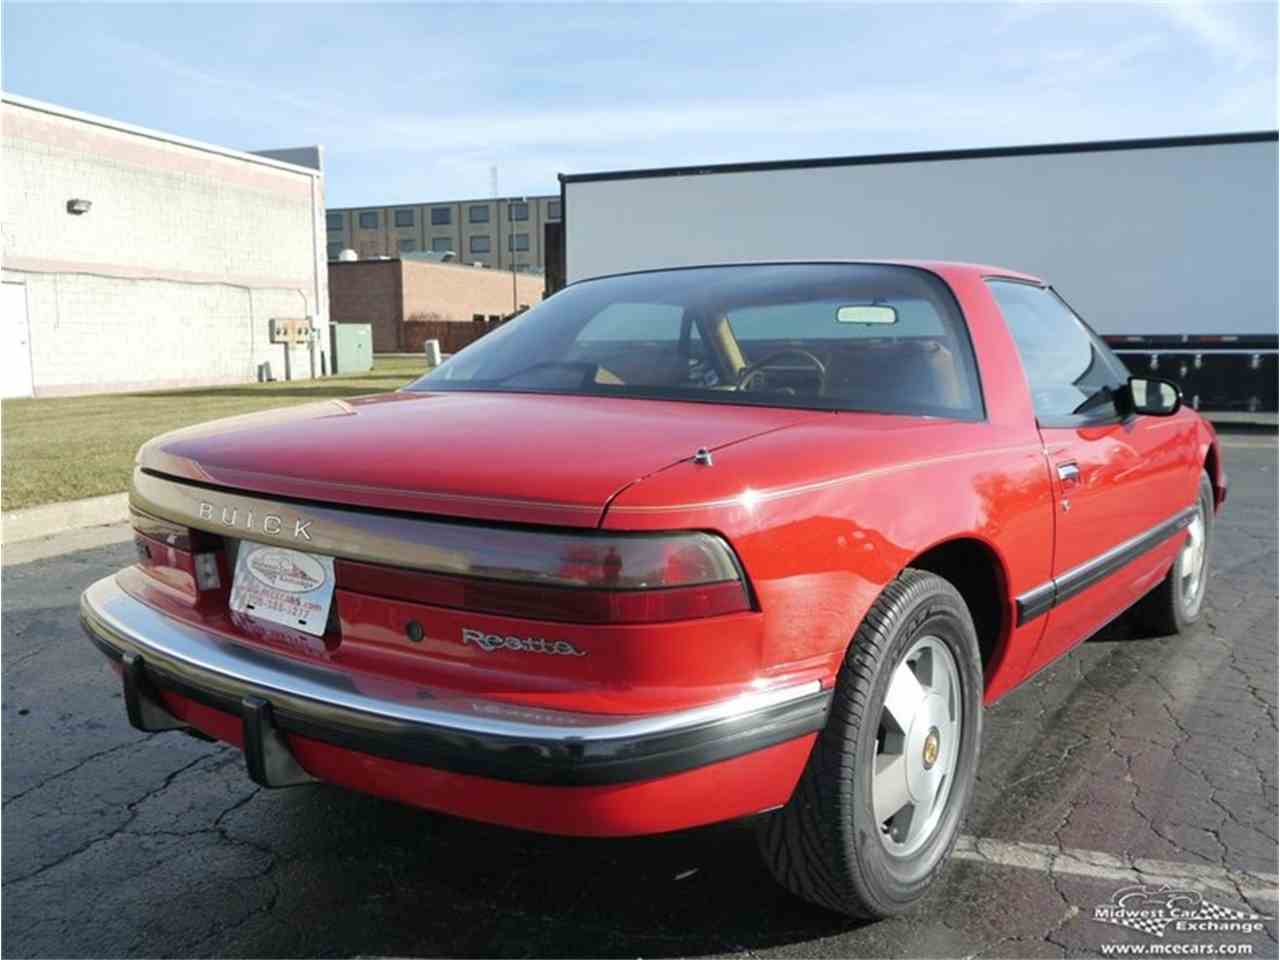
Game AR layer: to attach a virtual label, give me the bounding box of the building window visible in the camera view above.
[431,237,454,253]
[470,235,491,254]
[509,233,530,251]
[509,202,529,221]
[547,200,561,220]
[431,207,451,226]
[394,209,415,227]
[327,242,344,259]
[326,212,344,231]
[358,211,379,229]
[469,205,490,224]
[399,238,417,253]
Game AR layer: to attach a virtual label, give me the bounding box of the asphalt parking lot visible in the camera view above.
[3,433,1276,959]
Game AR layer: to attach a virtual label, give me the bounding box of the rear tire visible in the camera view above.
[757,568,983,918]
[1133,471,1214,636]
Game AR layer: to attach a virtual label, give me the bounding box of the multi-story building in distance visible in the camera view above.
[326,194,560,273]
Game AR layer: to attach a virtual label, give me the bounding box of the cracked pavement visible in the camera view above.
[3,436,1276,958]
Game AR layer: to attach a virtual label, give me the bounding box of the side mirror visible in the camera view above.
[1127,376,1182,417]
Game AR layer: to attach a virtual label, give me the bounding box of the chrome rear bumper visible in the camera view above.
[80,575,830,787]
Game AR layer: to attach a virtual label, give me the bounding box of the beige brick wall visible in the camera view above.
[400,260,542,325]
[328,259,543,352]
[1,96,328,396]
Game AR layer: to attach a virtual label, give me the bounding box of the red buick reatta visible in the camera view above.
[82,262,1223,917]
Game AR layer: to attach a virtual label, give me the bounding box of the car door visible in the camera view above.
[987,280,1197,675]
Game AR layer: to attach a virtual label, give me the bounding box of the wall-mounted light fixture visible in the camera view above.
[66,198,92,215]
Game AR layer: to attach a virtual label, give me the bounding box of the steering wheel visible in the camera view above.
[737,348,827,393]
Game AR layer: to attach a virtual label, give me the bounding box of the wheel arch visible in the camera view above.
[1197,416,1226,510]
[905,536,1011,690]
[1203,440,1223,508]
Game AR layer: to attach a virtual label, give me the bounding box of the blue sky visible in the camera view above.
[3,2,1275,207]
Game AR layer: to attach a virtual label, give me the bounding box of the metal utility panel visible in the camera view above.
[270,318,312,346]
[331,324,373,374]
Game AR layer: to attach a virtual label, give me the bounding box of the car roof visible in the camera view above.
[569,259,1045,287]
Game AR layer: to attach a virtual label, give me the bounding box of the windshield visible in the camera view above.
[409,263,984,419]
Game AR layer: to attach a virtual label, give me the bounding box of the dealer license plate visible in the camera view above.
[229,544,335,637]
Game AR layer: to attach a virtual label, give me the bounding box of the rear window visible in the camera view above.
[411,264,984,419]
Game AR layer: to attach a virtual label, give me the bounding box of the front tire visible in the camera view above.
[757,569,983,918]
[1133,470,1214,636]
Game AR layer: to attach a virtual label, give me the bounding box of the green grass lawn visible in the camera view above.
[1,356,428,512]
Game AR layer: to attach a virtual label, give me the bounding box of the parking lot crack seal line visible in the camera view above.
[1,748,217,887]
[1,735,159,808]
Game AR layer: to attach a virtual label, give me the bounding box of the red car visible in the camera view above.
[81,261,1223,918]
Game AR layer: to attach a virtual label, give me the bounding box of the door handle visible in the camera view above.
[1056,461,1080,488]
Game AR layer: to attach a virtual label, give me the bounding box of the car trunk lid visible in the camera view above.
[139,390,825,527]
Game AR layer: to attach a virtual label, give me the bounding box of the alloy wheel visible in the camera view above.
[1179,504,1208,613]
[872,635,963,857]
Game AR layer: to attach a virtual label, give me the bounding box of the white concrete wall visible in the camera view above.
[1,95,328,396]
[563,138,1279,337]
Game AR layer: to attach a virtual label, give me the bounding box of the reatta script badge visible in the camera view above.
[461,627,587,657]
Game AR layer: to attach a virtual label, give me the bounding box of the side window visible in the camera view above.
[987,281,1129,423]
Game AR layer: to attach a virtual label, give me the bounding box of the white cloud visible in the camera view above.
[1161,1,1264,65]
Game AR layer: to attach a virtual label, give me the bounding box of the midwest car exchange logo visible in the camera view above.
[1093,883,1266,939]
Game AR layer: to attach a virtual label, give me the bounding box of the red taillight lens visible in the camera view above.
[336,531,752,624]
[337,561,750,624]
[547,533,740,589]
[131,507,226,598]
[130,508,193,551]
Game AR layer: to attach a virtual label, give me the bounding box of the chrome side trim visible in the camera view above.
[80,576,829,785]
[1015,506,1197,626]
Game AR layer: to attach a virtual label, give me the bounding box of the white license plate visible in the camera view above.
[229,544,335,637]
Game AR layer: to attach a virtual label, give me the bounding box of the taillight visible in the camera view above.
[336,531,752,624]
[130,508,192,551]
[545,532,741,589]
[131,508,225,598]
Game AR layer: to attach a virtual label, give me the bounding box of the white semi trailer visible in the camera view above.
[558,133,1278,413]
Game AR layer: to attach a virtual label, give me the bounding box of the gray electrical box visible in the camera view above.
[330,324,373,375]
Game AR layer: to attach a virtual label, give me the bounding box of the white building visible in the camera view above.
[2,93,329,398]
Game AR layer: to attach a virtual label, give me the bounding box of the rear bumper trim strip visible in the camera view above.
[81,576,830,786]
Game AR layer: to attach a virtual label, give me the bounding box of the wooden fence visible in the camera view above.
[402,316,505,355]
